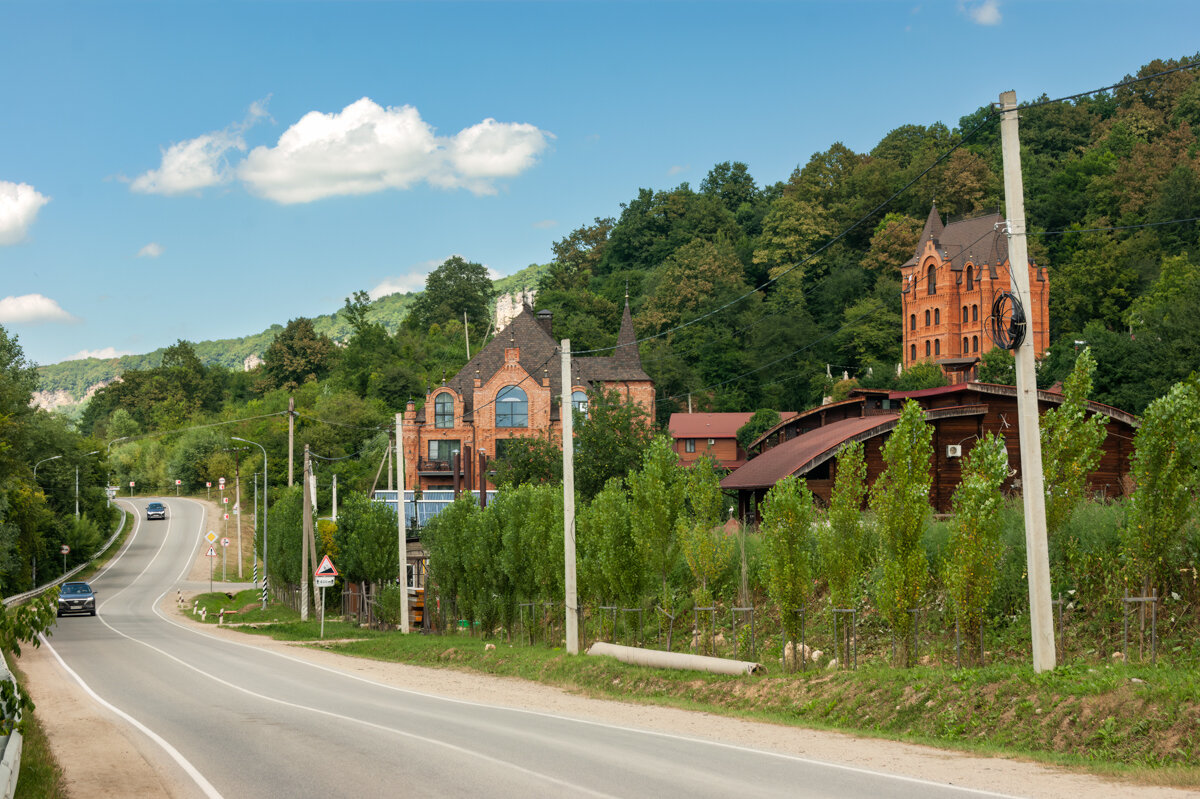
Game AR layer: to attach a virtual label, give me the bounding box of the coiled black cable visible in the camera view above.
[988,291,1026,350]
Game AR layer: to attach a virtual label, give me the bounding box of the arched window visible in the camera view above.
[927,264,936,295]
[434,392,454,428]
[934,339,941,356]
[973,335,979,352]
[962,305,968,323]
[934,308,940,325]
[972,304,978,322]
[925,340,931,357]
[910,314,916,331]
[911,344,917,361]
[966,265,974,291]
[496,385,528,428]
[571,390,588,414]
[924,309,931,326]
[963,337,969,354]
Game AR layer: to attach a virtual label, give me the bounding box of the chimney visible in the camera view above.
[536,309,553,337]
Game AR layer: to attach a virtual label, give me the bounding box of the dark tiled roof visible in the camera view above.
[442,304,650,421]
[721,414,898,490]
[915,207,1012,278]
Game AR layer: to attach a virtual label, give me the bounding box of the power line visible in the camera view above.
[656,225,1005,404]
[1030,216,1200,237]
[571,112,1002,357]
[1019,59,1200,111]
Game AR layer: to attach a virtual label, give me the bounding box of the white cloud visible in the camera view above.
[65,346,132,361]
[962,0,1001,25]
[368,273,428,300]
[0,294,77,324]
[131,130,245,195]
[137,242,164,258]
[238,98,553,204]
[532,219,557,229]
[667,164,689,176]
[131,99,269,195]
[0,181,51,245]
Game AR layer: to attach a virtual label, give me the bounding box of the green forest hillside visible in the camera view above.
[35,262,549,405]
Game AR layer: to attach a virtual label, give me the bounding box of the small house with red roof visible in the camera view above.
[669,412,797,470]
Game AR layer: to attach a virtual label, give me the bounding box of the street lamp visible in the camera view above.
[33,454,62,478]
[105,436,130,502]
[232,437,268,610]
[77,450,100,519]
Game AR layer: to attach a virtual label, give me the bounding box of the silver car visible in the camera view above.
[57,581,97,617]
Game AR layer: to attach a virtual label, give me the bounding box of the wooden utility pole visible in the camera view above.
[288,396,296,486]
[561,339,579,655]
[464,311,471,359]
[396,413,409,633]
[999,89,1056,673]
[301,444,312,621]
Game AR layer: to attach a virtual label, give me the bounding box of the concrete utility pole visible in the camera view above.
[301,445,312,621]
[331,473,338,522]
[288,396,296,486]
[233,447,245,578]
[999,89,1056,673]
[561,339,579,655]
[396,413,409,633]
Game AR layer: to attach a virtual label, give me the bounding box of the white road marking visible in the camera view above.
[66,498,620,798]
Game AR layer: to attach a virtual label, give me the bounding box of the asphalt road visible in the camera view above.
[42,497,1019,799]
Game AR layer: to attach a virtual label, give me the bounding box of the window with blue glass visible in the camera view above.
[496,385,528,427]
[434,392,454,428]
[571,390,588,415]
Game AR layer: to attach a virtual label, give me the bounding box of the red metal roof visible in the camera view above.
[669,412,796,440]
[720,414,898,490]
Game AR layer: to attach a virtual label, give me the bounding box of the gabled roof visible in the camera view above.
[436,304,651,421]
[670,413,754,439]
[913,207,1012,276]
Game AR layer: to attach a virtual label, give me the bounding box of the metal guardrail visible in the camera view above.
[0,509,128,798]
[2,510,127,608]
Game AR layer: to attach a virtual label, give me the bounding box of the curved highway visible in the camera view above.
[41,497,1015,799]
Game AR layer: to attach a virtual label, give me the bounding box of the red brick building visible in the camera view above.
[401,303,654,491]
[901,206,1049,383]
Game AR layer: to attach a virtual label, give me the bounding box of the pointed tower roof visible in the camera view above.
[920,204,944,247]
[615,298,637,362]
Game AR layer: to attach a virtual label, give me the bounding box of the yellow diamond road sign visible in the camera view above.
[206,531,217,544]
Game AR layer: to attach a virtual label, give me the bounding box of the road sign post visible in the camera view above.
[175,478,182,496]
[61,544,69,573]
[129,480,135,497]
[221,537,230,581]
[314,555,338,639]
[207,544,217,592]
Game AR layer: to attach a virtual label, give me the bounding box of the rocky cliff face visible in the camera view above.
[31,377,119,412]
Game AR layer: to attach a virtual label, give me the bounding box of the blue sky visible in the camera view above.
[2,1,1197,367]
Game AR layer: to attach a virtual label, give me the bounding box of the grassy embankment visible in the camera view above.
[189,588,1200,789]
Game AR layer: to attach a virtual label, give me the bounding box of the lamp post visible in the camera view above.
[78,450,100,520]
[33,454,62,478]
[105,436,129,505]
[32,454,63,587]
[232,437,268,610]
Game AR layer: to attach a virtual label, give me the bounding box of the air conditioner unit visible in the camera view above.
[946,444,962,458]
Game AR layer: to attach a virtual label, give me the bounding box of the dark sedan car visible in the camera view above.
[146,502,167,520]
[57,581,97,617]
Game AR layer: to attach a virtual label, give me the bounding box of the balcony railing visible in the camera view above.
[417,457,463,474]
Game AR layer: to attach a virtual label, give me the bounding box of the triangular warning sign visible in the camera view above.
[315,554,338,577]
[206,546,217,557]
